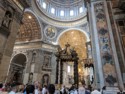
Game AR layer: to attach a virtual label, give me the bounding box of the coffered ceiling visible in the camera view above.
[16,12,41,42]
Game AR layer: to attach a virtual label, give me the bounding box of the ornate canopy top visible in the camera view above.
[55,43,79,61]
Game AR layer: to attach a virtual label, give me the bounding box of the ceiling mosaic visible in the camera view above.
[44,25,57,39]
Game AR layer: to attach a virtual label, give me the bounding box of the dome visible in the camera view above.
[36,0,86,21]
[50,0,82,5]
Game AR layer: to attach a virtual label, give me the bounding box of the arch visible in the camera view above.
[24,9,43,40]
[56,28,90,44]
[16,10,42,42]
[6,53,27,83]
[11,53,27,66]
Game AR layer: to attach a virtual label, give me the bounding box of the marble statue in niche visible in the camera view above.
[43,56,51,67]
[42,74,49,86]
[2,11,12,28]
[31,51,36,63]
[28,72,33,84]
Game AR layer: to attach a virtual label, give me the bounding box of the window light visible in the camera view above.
[51,8,55,14]
[67,66,70,73]
[42,2,46,9]
[70,10,74,16]
[60,10,64,16]
[79,7,83,13]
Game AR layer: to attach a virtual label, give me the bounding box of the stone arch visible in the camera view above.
[56,28,90,44]
[11,53,27,65]
[7,53,27,83]
[25,9,43,40]
[16,11,42,42]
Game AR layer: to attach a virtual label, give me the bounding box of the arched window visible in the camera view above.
[79,7,83,13]
[70,10,74,16]
[60,10,64,16]
[42,2,46,9]
[51,8,55,14]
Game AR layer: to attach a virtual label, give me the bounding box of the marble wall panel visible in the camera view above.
[94,2,118,87]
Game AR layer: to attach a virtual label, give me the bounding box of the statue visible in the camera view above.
[43,74,49,86]
[2,11,12,28]
[28,73,33,84]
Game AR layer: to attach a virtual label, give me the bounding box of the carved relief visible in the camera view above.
[94,2,118,86]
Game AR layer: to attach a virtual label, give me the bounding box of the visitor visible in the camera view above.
[9,86,17,94]
[25,85,35,94]
[23,84,28,94]
[91,88,101,94]
[42,85,47,94]
[61,85,68,94]
[16,85,25,94]
[1,87,9,94]
[47,84,55,94]
[69,84,78,94]
[0,84,11,94]
[78,84,85,94]
[35,86,39,94]
[0,83,3,93]
[88,85,92,92]
[101,86,106,94]
[38,86,42,94]
[85,87,90,94]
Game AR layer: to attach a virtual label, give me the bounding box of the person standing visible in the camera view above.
[9,86,17,94]
[47,84,55,94]
[78,84,85,94]
[42,85,47,94]
[91,88,101,94]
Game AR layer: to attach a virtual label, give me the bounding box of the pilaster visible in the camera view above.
[0,0,29,82]
[88,0,124,92]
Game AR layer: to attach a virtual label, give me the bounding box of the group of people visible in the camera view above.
[0,82,124,94]
[60,84,101,94]
[0,81,55,94]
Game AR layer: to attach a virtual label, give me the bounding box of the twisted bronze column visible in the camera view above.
[60,60,63,84]
[55,59,59,84]
[74,59,79,88]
